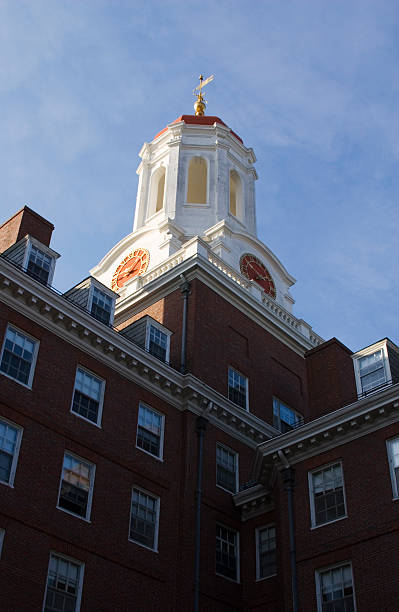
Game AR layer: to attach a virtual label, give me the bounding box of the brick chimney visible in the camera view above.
[0,206,54,253]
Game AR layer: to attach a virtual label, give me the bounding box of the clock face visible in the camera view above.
[240,253,276,298]
[112,248,150,291]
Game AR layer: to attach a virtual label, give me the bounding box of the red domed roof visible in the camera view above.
[153,115,243,144]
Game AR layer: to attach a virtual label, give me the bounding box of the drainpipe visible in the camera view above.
[180,274,191,374]
[278,450,299,612]
[193,413,208,612]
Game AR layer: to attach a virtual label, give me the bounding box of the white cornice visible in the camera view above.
[0,257,276,448]
[253,383,399,485]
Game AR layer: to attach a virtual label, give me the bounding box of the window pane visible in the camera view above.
[0,327,36,385]
[216,445,237,493]
[319,565,354,612]
[312,463,346,526]
[148,325,168,361]
[27,246,52,285]
[129,488,158,549]
[58,454,92,518]
[136,405,163,458]
[258,526,276,578]
[228,368,247,410]
[44,554,81,612]
[71,368,103,424]
[216,525,238,581]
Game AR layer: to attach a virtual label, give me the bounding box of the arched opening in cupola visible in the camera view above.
[187,157,207,204]
[148,166,166,217]
[229,170,243,219]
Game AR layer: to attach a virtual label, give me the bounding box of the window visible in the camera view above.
[26,244,54,285]
[228,368,248,410]
[273,398,303,433]
[0,325,38,387]
[256,525,277,579]
[129,487,159,550]
[353,341,392,396]
[387,437,399,498]
[216,444,238,493]
[136,403,164,459]
[309,462,346,527]
[148,166,166,216]
[0,529,5,558]
[43,553,84,612]
[316,563,355,611]
[229,170,242,218]
[57,452,95,520]
[71,367,104,426]
[216,524,239,581]
[90,286,114,325]
[187,156,207,204]
[0,418,22,486]
[146,322,170,362]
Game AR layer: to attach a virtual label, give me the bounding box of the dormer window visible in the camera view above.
[353,339,398,396]
[64,277,117,327]
[2,235,59,286]
[90,286,114,325]
[119,316,172,364]
[26,244,54,284]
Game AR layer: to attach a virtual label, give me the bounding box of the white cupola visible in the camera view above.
[133,115,258,240]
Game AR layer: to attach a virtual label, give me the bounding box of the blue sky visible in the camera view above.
[1,0,398,352]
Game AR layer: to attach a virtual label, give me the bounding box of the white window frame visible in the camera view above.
[22,236,59,287]
[216,443,239,494]
[87,281,115,326]
[0,417,23,488]
[315,562,356,612]
[57,451,95,522]
[273,397,303,433]
[128,485,160,552]
[0,529,5,558]
[255,524,277,581]
[308,461,347,529]
[352,340,391,396]
[42,552,84,612]
[0,324,39,389]
[228,367,249,411]
[386,436,399,499]
[145,319,171,363]
[136,403,165,461]
[215,523,240,583]
[70,366,105,427]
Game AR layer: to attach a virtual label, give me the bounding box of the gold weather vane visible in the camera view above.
[193,74,214,116]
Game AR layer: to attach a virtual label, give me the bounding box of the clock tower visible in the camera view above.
[91,80,296,315]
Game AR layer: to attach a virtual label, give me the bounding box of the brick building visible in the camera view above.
[0,109,398,612]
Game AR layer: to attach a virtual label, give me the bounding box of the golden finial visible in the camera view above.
[193,74,214,116]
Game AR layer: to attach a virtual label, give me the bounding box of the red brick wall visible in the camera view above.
[0,206,54,253]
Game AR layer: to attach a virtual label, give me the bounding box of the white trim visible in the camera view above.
[315,561,356,612]
[87,281,115,326]
[185,155,210,205]
[0,324,39,389]
[0,416,23,488]
[352,339,392,396]
[215,523,240,583]
[228,366,249,411]
[216,442,239,494]
[70,365,105,427]
[255,523,277,581]
[308,460,348,529]
[145,319,171,364]
[42,551,85,612]
[56,451,95,522]
[0,528,5,558]
[135,402,165,461]
[22,236,59,286]
[128,485,160,552]
[386,436,399,499]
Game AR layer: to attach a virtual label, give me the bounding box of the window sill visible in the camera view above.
[255,573,277,582]
[216,484,237,495]
[0,479,15,489]
[183,202,210,209]
[135,444,164,462]
[70,410,102,428]
[215,571,240,584]
[310,514,348,530]
[56,506,91,523]
[0,370,33,390]
[128,538,158,553]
